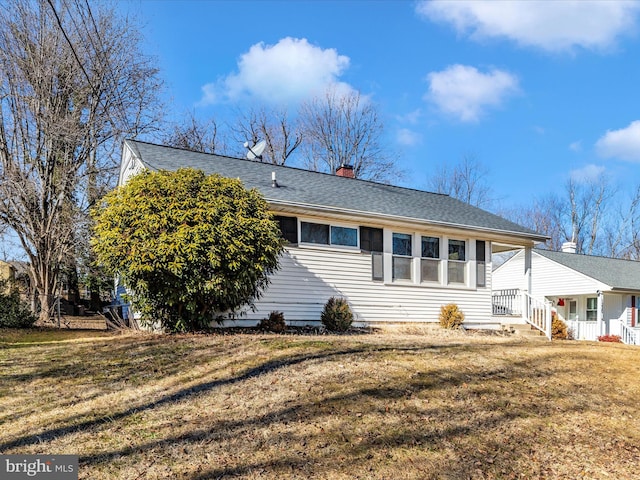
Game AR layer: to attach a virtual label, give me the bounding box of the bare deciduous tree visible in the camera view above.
[427,154,494,208]
[163,111,225,154]
[566,178,614,255]
[504,178,614,255]
[299,88,398,182]
[231,106,302,165]
[0,0,162,322]
[502,195,564,252]
[602,185,640,260]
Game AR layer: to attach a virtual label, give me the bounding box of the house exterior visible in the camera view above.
[119,140,548,329]
[493,246,640,343]
[0,260,15,294]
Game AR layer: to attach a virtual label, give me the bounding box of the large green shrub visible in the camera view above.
[0,280,36,328]
[439,303,465,329]
[91,168,284,332]
[321,297,353,332]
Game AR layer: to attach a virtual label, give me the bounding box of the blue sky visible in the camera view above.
[119,0,640,210]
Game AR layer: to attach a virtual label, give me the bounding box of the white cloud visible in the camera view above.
[596,121,640,162]
[569,141,582,152]
[396,109,422,125]
[397,128,422,147]
[426,64,519,122]
[200,37,353,105]
[416,0,640,53]
[570,164,606,182]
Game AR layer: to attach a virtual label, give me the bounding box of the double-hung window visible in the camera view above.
[448,239,466,285]
[421,236,440,283]
[586,297,598,321]
[392,233,412,281]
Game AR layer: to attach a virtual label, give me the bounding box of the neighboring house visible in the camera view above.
[119,140,548,329]
[0,260,15,294]
[493,244,640,344]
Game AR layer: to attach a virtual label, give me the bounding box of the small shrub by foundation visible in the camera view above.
[597,334,622,343]
[258,311,286,333]
[321,297,353,332]
[551,312,568,340]
[439,304,464,329]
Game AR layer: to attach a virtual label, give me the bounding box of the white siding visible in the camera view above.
[493,251,607,297]
[230,246,493,327]
[492,252,526,291]
[604,294,625,323]
[118,144,145,186]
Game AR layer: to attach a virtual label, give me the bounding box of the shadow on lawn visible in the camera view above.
[76,345,576,479]
[0,341,600,479]
[0,343,419,451]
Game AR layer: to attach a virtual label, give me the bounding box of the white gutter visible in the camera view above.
[267,199,549,244]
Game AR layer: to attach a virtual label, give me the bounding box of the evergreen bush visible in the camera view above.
[321,297,353,332]
[0,280,36,328]
[258,311,286,333]
[91,168,283,332]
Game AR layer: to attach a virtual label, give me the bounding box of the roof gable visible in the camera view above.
[123,140,547,241]
[535,249,640,291]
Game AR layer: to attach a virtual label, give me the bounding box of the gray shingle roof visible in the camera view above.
[125,140,547,240]
[536,249,640,291]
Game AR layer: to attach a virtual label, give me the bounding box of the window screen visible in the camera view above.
[360,226,383,252]
[274,216,298,244]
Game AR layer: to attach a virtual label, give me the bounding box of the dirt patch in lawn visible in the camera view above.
[1,328,639,479]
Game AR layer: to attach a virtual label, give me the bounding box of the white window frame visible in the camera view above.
[586,297,598,322]
[420,235,441,284]
[392,232,413,282]
[447,238,467,286]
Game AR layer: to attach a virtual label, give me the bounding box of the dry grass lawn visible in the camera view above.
[1,326,640,479]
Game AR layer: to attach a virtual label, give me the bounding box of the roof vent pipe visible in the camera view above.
[561,241,576,254]
[271,171,279,188]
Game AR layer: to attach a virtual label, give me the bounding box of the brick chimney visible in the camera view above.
[336,164,354,178]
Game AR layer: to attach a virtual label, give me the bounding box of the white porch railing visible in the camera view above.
[565,320,599,341]
[491,289,522,316]
[523,291,552,340]
[610,319,640,345]
[492,289,551,340]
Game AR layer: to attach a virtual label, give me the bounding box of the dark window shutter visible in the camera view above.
[476,240,486,262]
[274,216,298,243]
[372,252,384,281]
[360,226,383,252]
